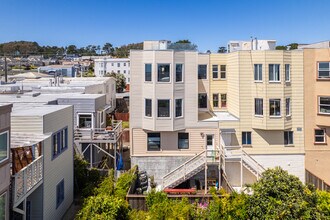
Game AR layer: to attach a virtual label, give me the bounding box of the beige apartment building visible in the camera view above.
[130,40,305,191]
[303,44,330,188]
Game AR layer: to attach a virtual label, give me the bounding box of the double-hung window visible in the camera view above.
[198,94,207,108]
[198,65,207,79]
[0,131,9,163]
[176,64,183,82]
[178,133,189,149]
[158,64,170,82]
[318,62,330,79]
[242,132,252,145]
[269,64,280,82]
[145,64,152,81]
[158,100,170,117]
[175,99,183,117]
[285,64,291,82]
[213,94,219,108]
[286,98,291,116]
[145,99,152,117]
[254,64,262,81]
[212,65,218,79]
[221,94,227,108]
[269,99,281,116]
[147,133,161,151]
[52,128,68,159]
[284,131,293,145]
[255,98,263,116]
[220,65,226,79]
[319,97,330,114]
[315,129,326,144]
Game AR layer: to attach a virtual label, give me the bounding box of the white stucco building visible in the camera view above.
[94,58,130,84]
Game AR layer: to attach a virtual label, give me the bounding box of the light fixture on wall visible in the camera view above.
[200,132,205,138]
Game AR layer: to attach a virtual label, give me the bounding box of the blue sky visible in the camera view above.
[1,0,329,52]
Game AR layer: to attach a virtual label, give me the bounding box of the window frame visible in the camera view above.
[213,93,219,108]
[212,65,218,79]
[178,133,189,149]
[269,64,280,82]
[0,192,7,219]
[318,96,330,115]
[286,98,291,117]
[269,99,281,117]
[314,129,326,144]
[198,64,207,80]
[284,131,294,145]
[198,93,208,109]
[77,113,93,129]
[254,64,263,82]
[242,132,252,145]
[175,99,183,118]
[56,179,65,209]
[318,62,330,79]
[175,63,184,83]
[221,94,227,108]
[157,64,171,83]
[0,131,9,163]
[147,133,161,151]
[285,64,291,82]
[145,99,152,117]
[220,65,226,79]
[157,99,170,118]
[144,63,152,82]
[254,98,263,116]
[52,127,68,160]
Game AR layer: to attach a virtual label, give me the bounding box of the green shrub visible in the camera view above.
[128,210,149,220]
[115,165,137,199]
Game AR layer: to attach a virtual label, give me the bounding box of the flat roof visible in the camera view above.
[8,104,71,117]
[11,132,51,148]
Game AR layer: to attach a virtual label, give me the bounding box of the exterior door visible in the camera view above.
[206,135,214,157]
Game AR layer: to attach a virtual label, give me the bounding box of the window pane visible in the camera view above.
[79,114,92,128]
[319,62,329,70]
[0,132,8,162]
[255,98,263,115]
[175,99,182,117]
[0,193,6,219]
[145,99,152,117]
[269,64,274,81]
[286,98,291,116]
[285,64,290,81]
[198,94,207,108]
[284,131,293,145]
[220,65,226,71]
[206,135,213,146]
[315,129,325,136]
[213,94,219,108]
[270,99,281,116]
[145,64,152,81]
[242,132,251,145]
[158,100,170,117]
[176,64,183,82]
[315,136,325,143]
[221,94,227,108]
[320,97,330,113]
[158,64,170,82]
[212,65,218,79]
[178,133,189,149]
[198,65,207,79]
[318,71,330,78]
[148,133,160,151]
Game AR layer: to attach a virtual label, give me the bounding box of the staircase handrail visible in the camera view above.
[241,150,265,176]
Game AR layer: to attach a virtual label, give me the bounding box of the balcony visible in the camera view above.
[74,120,122,143]
[13,155,43,206]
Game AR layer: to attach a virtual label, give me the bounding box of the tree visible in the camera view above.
[217,46,227,53]
[102,43,114,55]
[288,43,298,50]
[246,167,320,219]
[66,45,78,54]
[168,39,198,51]
[106,72,126,92]
[175,39,191,44]
[276,45,287,50]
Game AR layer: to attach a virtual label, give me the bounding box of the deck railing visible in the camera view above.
[13,155,43,205]
[74,120,122,142]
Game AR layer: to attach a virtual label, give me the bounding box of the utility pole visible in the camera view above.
[4,56,8,83]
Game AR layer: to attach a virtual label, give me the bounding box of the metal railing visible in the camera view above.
[241,150,265,178]
[13,155,43,205]
[74,120,122,142]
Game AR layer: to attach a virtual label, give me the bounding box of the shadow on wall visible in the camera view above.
[254,129,283,145]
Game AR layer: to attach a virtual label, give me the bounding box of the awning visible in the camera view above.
[220,128,236,134]
[11,132,52,148]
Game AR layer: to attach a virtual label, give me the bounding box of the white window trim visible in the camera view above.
[144,63,152,83]
[157,63,171,83]
[318,96,330,115]
[318,62,330,79]
[220,65,226,80]
[286,98,291,117]
[242,131,252,145]
[144,98,153,118]
[77,113,94,129]
[175,98,184,118]
[269,64,281,82]
[212,64,219,80]
[198,64,208,80]
[254,64,263,82]
[315,129,326,144]
[284,131,294,146]
[175,63,184,83]
[269,99,281,118]
[198,93,208,110]
[0,131,9,163]
[213,93,219,108]
[285,64,291,82]
[254,98,263,117]
[157,99,171,119]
